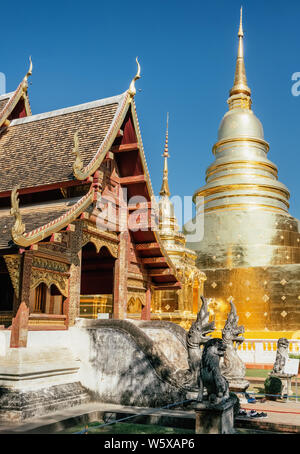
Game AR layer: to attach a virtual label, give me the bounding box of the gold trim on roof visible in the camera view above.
[10,185,26,238]
[10,186,95,247]
[72,131,84,176]
[72,93,130,180]
[0,57,33,129]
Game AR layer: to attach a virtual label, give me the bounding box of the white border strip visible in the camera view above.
[10,92,127,126]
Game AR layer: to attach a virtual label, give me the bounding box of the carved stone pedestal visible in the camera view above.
[0,346,90,424]
[194,397,235,434]
[227,379,249,393]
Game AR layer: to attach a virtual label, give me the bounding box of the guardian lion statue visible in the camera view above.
[197,338,229,404]
[272,338,289,374]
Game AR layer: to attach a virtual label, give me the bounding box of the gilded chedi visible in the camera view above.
[184,8,300,339]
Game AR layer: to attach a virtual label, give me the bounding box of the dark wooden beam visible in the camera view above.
[135,242,160,251]
[153,282,182,290]
[141,257,167,265]
[148,268,173,276]
[111,143,139,153]
[119,175,146,185]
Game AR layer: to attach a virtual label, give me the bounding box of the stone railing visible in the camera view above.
[236,339,300,365]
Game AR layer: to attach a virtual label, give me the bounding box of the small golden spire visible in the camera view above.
[128,57,141,97]
[160,113,170,197]
[229,6,251,99]
[238,5,244,37]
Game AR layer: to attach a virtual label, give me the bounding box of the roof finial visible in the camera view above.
[163,112,169,158]
[160,113,170,197]
[238,6,243,37]
[229,7,251,101]
[128,57,141,97]
[24,56,33,83]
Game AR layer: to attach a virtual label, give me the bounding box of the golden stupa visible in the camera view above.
[184,8,300,339]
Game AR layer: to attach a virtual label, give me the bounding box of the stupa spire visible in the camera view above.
[228,7,252,109]
[160,113,170,197]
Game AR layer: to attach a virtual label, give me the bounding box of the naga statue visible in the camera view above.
[272,338,289,375]
[197,338,229,404]
[185,296,215,390]
[221,300,249,392]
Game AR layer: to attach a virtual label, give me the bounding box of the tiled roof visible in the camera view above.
[0,93,13,113]
[0,93,126,193]
[0,197,82,249]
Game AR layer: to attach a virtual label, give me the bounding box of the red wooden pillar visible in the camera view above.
[16,251,33,315]
[10,302,29,348]
[113,231,129,320]
[141,286,151,320]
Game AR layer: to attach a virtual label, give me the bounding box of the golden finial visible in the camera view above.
[128,57,141,97]
[10,185,25,238]
[72,131,84,177]
[229,6,251,105]
[238,6,244,37]
[160,113,171,197]
[163,112,169,158]
[24,56,33,83]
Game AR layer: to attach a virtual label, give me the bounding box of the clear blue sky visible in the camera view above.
[2,0,300,222]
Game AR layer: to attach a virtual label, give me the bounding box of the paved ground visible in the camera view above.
[235,375,300,432]
[236,398,300,433]
[1,375,300,434]
[1,397,300,434]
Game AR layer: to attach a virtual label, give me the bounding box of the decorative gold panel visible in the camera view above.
[30,257,69,297]
[3,255,22,298]
[81,231,118,258]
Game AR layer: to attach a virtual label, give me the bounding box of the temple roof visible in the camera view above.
[0,61,181,288]
[0,93,126,194]
[0,196,82,249]
[0,92,14,112]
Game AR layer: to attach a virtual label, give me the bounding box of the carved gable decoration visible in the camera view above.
[4,254,22,298]
[30,256,69,297]
[81,230,118,258]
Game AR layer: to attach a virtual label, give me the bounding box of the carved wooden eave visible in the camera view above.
[0,59,32,130]
[72,59,141,181]
[80,221,119,258]
[10,186,95,247]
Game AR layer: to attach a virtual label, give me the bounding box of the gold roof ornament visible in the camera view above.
[22,56,33,91]
[72,130,84,177]
[128,57,141,97]
[25,56,33,81]
[160,112,170,197]
[228,7,252,109]
[10,185,26,239]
